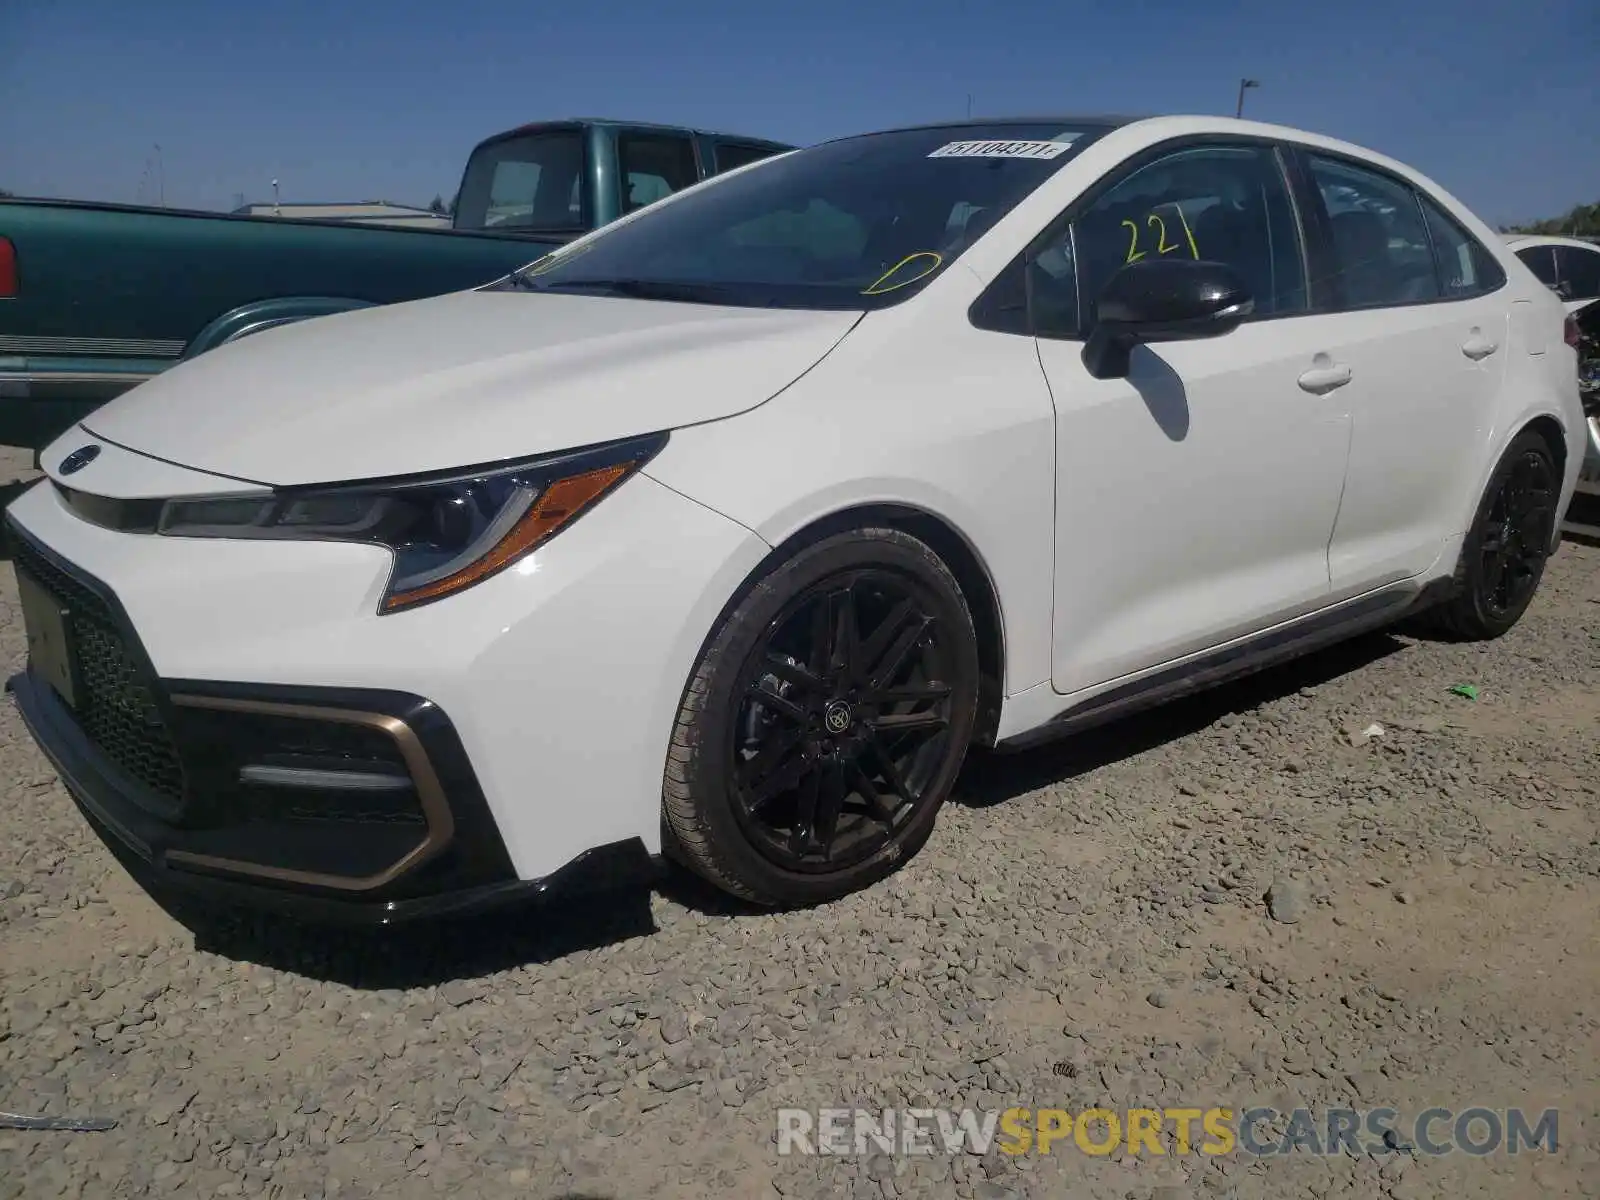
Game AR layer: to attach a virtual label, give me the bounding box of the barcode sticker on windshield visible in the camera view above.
[928,138,1077,160]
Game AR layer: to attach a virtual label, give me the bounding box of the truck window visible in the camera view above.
[455,131,586,232]
[714,142,782,175]
[618,134,698,213]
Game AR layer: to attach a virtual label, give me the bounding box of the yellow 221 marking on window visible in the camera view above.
[1122,204,1200,264]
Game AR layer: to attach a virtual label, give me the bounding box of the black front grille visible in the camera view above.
[11,535,187,811]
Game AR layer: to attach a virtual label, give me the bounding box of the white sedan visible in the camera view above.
[6,115,1586,920]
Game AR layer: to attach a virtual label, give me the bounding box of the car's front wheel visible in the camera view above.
[662,528,979,906]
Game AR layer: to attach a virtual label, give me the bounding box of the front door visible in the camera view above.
[1028,141,1352,695]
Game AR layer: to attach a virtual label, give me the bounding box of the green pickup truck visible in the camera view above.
[0,119,791,451]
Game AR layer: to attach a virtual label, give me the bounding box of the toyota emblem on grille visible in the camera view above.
[58,445,101,475]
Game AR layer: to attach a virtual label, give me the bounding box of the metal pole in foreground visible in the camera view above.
[1236,78,1260,118]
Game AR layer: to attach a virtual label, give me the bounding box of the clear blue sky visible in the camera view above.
[2,0,1595,227]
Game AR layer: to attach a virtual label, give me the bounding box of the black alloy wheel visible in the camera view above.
[663,528,979,906]
[730,569,957,872]
[1426,428,1561,640]
[1478,447,1557,620]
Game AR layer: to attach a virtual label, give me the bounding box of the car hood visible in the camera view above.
[81,289,862,487]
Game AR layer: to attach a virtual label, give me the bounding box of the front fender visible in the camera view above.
[182,297,378,359]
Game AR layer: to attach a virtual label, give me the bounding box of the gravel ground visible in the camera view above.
[1,443,1597,1199]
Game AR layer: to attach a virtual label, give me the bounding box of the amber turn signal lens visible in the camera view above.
[381,462,632,612]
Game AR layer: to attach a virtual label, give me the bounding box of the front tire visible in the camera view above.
[662,528,980,907]
[1426,428,1560,640]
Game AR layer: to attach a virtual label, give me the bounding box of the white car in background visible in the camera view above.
[5,115,1586,921]
[1502,234,1600,530]
[1502,233,1600,316]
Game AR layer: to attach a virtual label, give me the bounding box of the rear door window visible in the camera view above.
[618,134,699,213]
[1305,154,1438,309]
[1555,245,1600,302]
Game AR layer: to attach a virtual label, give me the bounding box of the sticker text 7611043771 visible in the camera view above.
[927,138,1078,160]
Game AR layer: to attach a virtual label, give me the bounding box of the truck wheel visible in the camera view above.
[1426,428,1560,640]
[662,528,979,907]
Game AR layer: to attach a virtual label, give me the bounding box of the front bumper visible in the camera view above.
[5,522,656,923]
[3,463,767,922]
[9,670,655,925]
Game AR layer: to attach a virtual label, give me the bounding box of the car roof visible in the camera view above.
[816,113,1417,175]
[487,118,793,149]
[1501,233,1600,251]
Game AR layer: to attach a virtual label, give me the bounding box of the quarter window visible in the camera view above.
[1032,143,1306,338]
[1418,196,1505,298]
[618,134,699,213]
[1555,246,1600,302]
[1305,155,1437,308]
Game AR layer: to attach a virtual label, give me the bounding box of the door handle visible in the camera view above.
[1297,363,1352,395]
[1462,335,1499,361]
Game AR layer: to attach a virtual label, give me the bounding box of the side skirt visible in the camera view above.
[995,580,1450,754]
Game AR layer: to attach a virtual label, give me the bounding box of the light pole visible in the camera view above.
[1235,78,1260,119]
[272,179,280,215]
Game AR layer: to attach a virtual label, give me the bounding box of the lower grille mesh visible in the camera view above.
[12,534,186,809]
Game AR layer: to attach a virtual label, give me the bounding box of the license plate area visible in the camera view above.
[17,569,78,710]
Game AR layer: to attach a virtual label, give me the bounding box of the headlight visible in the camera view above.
[157,433,666,613]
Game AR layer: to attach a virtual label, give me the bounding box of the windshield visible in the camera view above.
[507,122,1106,309]
[455,130,586,232]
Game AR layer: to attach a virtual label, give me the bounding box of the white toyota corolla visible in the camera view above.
[7,115,1585,921]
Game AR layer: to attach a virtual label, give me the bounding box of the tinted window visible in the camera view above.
[1515,245,1559,286]
[618,134,699,213]
[1032,143,1305,338]
[1419,196,1505,298]
[455,132,586,232]
[1306,155,1437,308]
[509,122,1106,311]
[714,142,783,174]
[1556,246,1600,301]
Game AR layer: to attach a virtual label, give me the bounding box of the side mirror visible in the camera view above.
[1082,258,1254,379]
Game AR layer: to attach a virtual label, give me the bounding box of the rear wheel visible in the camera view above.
[662,528,979,906]
[1426,429,1560,640]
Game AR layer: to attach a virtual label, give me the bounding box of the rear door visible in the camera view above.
[1292,150,1509,592]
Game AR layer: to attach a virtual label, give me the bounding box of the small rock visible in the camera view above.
[1147,991,1172,1010]
[1345,721,1385,747]
[1393,890,1414,905]
[1266,879,1306,924]
[438,981,482,1008]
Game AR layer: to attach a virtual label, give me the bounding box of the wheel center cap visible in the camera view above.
[823,700,853,735]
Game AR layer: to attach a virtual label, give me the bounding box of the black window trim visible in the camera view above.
[970,132,1314,342]
[1284,144,1508,315]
